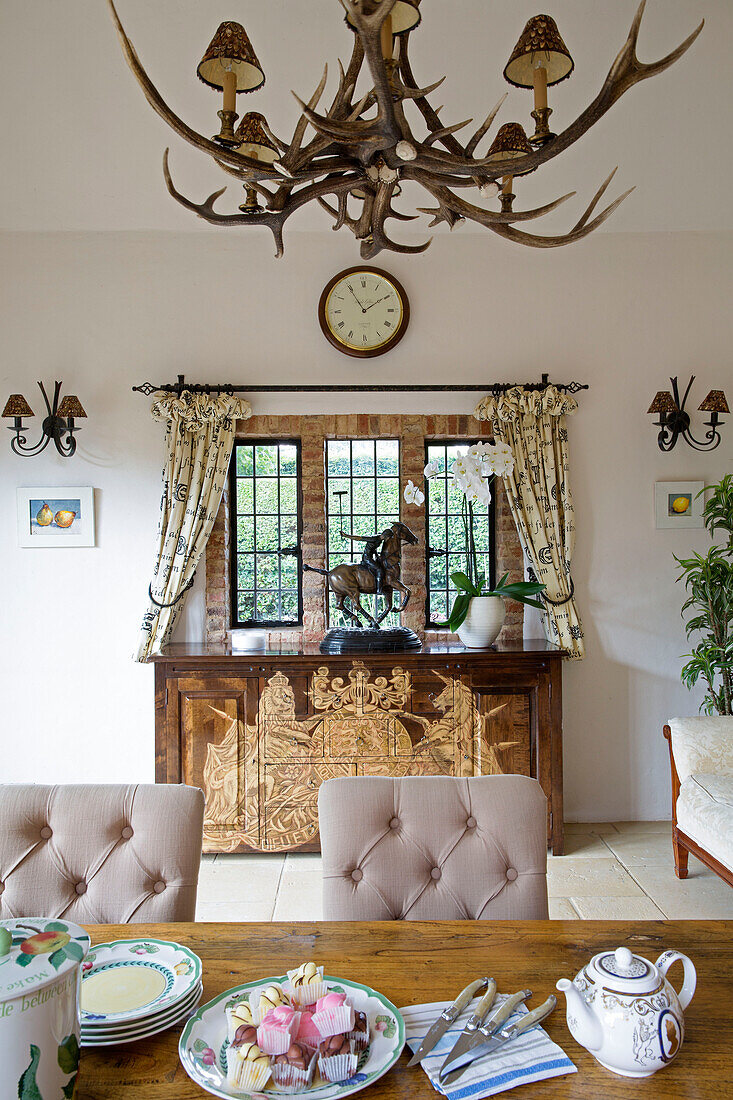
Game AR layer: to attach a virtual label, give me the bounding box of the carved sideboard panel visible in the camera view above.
[153,642,565,854]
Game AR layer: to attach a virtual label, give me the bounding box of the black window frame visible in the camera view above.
[424,439,497,629]
[229,438,304,629]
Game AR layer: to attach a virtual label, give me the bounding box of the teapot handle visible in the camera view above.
[656,950,696,1010]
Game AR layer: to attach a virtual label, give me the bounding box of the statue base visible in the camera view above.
[319,626,422,654]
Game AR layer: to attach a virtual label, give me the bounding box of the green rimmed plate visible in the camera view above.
[81,938,202,1026]
[179,974,405,1099]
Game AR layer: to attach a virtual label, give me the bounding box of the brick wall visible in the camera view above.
[205,413,525,646]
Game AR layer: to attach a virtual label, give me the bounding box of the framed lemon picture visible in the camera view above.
[654,481,704,529]
[17,486,95,547]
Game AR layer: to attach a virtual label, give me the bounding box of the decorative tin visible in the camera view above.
[1,917,90,1098]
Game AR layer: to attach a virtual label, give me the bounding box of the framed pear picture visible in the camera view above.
[318,266,409,357]
[17,486,95,547]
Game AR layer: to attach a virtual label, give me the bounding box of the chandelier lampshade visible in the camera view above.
[234,112,278,163]
[698,390,730,414]
[57,395,87,419]
[504,14,574,88]
[345,0,420,36]
[486,123,535,173]
[647,391,676,415]
[2,394,34,418]
[197,22,265,93]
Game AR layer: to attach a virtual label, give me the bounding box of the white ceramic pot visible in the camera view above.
[456,595,506,648]
[1,917,90,1099]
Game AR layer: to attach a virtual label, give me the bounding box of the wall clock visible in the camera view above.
[318,267,409,358]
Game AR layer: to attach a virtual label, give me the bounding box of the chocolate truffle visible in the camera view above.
[320,1033,351,1057]
[275,1042,309,1070]
[232,1023,258,1048]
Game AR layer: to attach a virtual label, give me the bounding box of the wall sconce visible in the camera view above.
[647,376,728,452]
[2,380,86,457]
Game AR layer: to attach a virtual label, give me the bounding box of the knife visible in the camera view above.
[433,978,497,1072]
[439,988,531,1079]
[406,977,491,1067]
[439,995,558,1087]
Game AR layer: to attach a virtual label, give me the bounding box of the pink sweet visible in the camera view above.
[296,1009,322,1049]
[315,993,349,1014]
[257,1005,302,1056]
[312,992,355,1038]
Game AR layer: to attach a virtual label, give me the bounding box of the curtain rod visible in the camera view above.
[132,373,588,397]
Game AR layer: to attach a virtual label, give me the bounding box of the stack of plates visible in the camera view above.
[80,937,203,1047]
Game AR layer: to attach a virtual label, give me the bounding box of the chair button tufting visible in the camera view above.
[389,817,400,830]
[351,869,363,882]
[40,826,53,839]
[431,867,442,880]
[121,826,134,839]
[153,880,166,894]
[506,867,518,882]
[75,882,87,895]
[466,816,476,829]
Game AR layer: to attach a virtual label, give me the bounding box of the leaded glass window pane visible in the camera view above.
[325,438,401,629]
[231,440,303,627]
[425,441,495,628]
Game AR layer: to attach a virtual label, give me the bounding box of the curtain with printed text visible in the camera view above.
[134,391,252,661]
[475,385,585,659]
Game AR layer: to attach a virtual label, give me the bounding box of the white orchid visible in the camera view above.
[403,479,425,506]
[424,460,440,479]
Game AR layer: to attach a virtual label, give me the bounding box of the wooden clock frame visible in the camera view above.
[318,266,410,358]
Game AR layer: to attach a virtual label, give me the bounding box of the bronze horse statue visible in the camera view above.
[304,521,418,629]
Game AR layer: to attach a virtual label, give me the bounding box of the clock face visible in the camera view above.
[319,267,409,358]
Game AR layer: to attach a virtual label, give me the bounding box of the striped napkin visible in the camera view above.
[400,994,577,1099]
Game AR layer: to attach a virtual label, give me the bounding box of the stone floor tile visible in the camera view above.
[603,830,673,865]
[611,821,672,834]
[564,822,619,836]
[198,854,284,904]
[546,858,645,898]
[624,858,733,919]
[284,853,323,874]
[273,869,323,921]
[554,834,613,858]
[569,896,666,920]
[548,898,580,919]
[195,898,275,922]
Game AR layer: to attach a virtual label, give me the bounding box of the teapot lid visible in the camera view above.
[586,946,660,994]
[0,917,90,1002]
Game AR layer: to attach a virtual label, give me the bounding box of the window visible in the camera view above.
[425,441,495,627]
[325,439,401,627]
[230,440,302,627]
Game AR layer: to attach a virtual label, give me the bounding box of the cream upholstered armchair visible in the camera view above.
[664,718,733,886]
[318,775,548,920]
[0,784,205,922]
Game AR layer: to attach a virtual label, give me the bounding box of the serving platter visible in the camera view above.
[81,938,202,1025]
[180,973,405,1100]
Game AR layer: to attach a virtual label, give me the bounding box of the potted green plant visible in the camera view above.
[404,442,545,647]
[675,473,733,715]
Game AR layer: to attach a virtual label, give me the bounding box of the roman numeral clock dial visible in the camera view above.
[318,267,410,358]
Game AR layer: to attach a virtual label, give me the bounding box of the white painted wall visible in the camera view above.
[0,227,729,820]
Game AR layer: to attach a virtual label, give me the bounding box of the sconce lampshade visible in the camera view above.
[504,14,574,88]
[57,395,87,419]
[486,123,535,173]
[698,389,729,414]
[2,394,34,418]
[346,0,420,35]
[197,22,265,93]
[234,112,278,163]
[647,391,676,414]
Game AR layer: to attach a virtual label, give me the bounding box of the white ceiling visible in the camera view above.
[0,0,725,235]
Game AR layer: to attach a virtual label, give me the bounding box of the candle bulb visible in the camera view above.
[502,175,513,195]
[380,13,393,59]
[533,60,548,111]
[222,68,237,114]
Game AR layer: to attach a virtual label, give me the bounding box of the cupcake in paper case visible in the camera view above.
[226,1039,272,1093]
[347,1010,370,1053]
[271,1042,318,1093]
[257,1004,302,1056]
[318,1033,358,1084]
[227,999,256,1044]
[295,1009,322,1051]
[287,962,326,1006]
[313,992,355,1039]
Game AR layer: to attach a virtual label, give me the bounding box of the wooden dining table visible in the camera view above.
[76,920,731,1099]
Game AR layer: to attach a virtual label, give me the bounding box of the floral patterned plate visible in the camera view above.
[81,985,203,1047]
[179,974,405,1100]
[81,938,202,1026]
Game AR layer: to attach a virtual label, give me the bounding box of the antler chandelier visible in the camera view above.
[108,0,702,259]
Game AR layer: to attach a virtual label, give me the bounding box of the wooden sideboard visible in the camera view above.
[151,640,565,855]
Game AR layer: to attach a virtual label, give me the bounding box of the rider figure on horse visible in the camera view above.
[340,528,392,596]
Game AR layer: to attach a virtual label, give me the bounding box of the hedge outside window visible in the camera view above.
[425,441,495,627]
[230,440,302,627]
[325,438,401,628]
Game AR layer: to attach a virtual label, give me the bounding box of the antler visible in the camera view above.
[108,0,703,256]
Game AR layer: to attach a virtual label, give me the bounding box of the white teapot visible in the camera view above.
[556,945,696,1078]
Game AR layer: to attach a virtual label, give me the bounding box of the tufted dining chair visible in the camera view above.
[0,784,205,923]
[318,775,548,920]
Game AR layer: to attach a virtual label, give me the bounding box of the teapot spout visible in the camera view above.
[556,978,603,1053]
